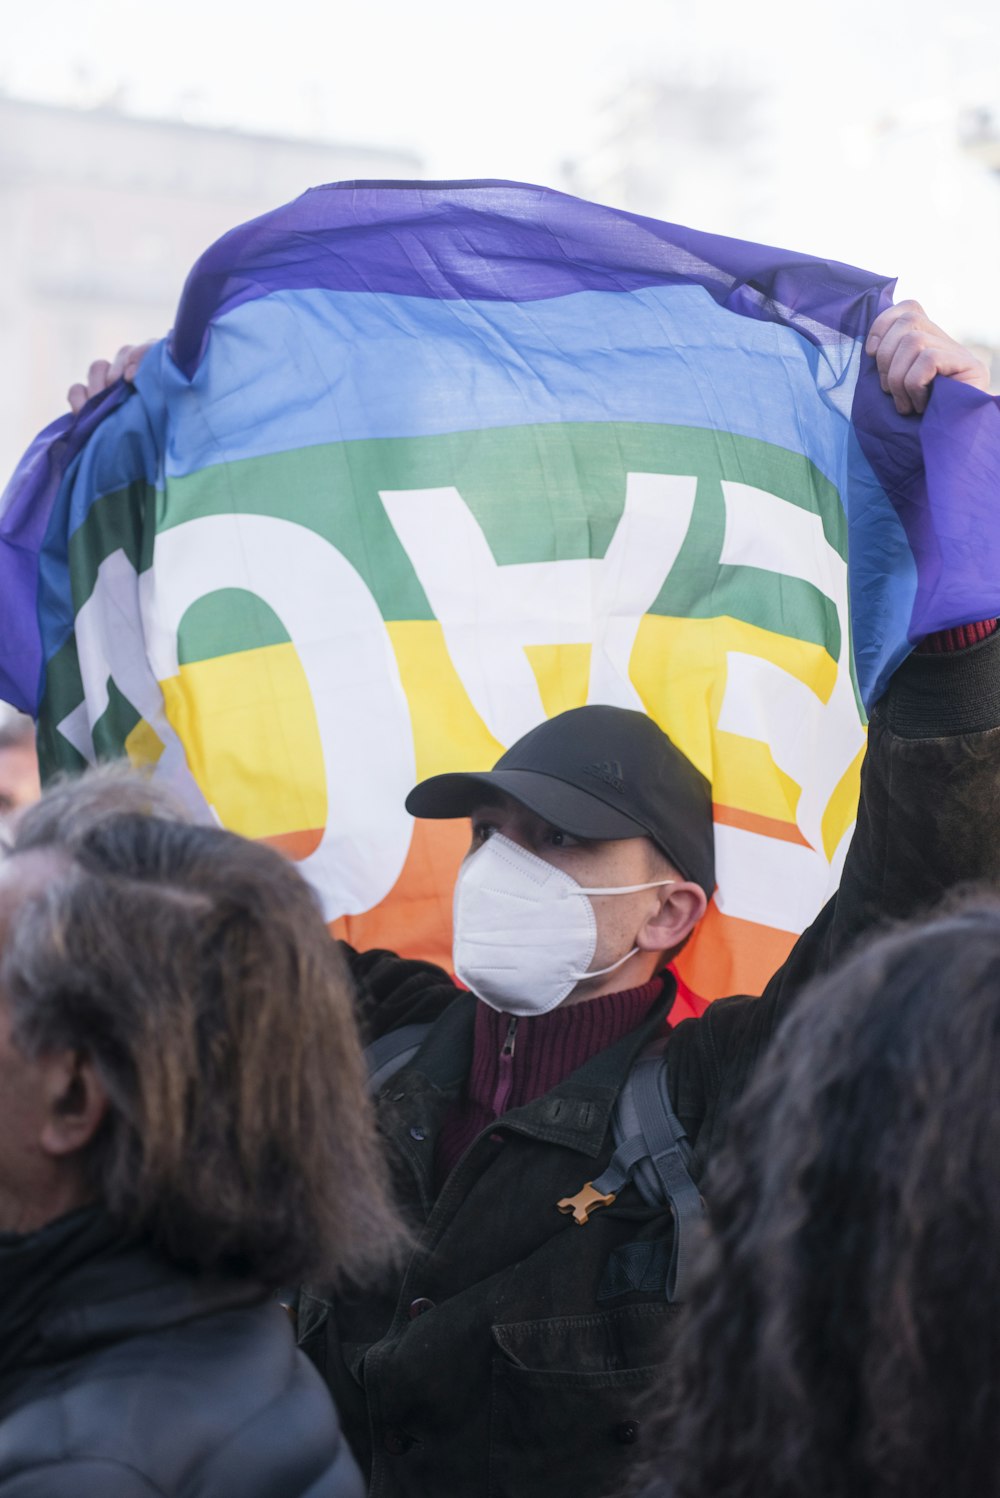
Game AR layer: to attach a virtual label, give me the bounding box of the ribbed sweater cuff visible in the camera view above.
[883,625,1000,739]
[916,619,998,654]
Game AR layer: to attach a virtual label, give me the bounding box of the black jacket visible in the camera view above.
[0,1208,364,1497]
[299,635,1000,1498]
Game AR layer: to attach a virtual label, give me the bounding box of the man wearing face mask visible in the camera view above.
[301,614,1000,1498]
[296,307,1000,1498]
[301,593,1000,1498]
[295,313,1000,1498]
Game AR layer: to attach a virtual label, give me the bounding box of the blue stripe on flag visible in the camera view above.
[157,284,857,484]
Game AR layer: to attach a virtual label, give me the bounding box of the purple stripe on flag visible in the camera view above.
[851,363,1000,645]
[170,179,895,379]
[910,379,1000,639]
[0,383,132,713]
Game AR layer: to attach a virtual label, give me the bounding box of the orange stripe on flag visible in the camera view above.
[332,818,469,972]
[263,827,325,860]
[674,901,797,1002]
[712,803,811,848]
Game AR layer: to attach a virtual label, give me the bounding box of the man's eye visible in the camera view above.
[545,827,576,848]
[472,822,497,843]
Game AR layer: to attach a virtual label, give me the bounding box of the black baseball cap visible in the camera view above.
[405,705,715,897]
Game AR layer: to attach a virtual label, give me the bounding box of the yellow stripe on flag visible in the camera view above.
[524,643,593,722]
[629,613,840,831]
[385,620,505,780]
[821,740,865,858]
[124,718,165,768]
[160,641,326,843]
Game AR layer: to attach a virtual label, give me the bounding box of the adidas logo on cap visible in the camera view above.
[584,759,625,794]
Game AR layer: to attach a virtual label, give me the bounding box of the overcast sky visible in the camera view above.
[7,0,999,181]
[6,0,1000,335]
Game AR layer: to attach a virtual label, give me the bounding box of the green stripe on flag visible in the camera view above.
[178,590,292,665]
[66,421,846,597]
[47,420,851,766]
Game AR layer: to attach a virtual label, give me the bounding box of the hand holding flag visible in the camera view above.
[865,300,991,415]
[67,341,159,416]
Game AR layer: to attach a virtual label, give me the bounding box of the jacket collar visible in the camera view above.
[404,991,478,1093]
[0,1206,121,1380]
[0,1206,264,1382]
[495,984,676,1158]
[400,977,677,1160]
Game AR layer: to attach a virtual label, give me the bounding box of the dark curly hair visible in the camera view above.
[643,897,1000,1498]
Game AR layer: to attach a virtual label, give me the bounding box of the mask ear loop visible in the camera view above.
[568,945,641,981]
[568,878,677,897]
[565,879,677,982]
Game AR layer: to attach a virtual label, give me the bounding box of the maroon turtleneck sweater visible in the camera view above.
[435,977,664,1183]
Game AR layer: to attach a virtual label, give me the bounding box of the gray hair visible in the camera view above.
[11,762,190,852]
[3,782,407,1286]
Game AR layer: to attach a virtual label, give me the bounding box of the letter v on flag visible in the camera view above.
[3,180,999,1000]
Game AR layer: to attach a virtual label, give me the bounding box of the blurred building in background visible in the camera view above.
[0,94,420,480]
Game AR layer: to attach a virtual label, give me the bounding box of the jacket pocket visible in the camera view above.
[488,1304,678,1498]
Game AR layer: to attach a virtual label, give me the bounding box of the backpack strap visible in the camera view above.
[364,1023,432,1092]
[556,1039,705,1302]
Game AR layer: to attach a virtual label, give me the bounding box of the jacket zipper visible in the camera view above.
[491,1015,519,1116]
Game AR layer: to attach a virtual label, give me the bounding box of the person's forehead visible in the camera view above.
[0,849,67,921]
[0,742,41,810]
[0,742,39,776]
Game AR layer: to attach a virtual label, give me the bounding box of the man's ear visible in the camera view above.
[38,1051,108,1158]
[637,882,708,954]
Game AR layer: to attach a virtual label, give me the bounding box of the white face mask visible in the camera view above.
[452,833,675,1017]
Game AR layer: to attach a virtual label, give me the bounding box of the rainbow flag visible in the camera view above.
[4,181,999,1000]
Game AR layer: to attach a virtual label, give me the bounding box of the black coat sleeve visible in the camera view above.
[670,629,1000,1156]
[338,943,463,1044]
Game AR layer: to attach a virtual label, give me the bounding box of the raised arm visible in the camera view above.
[776,628,1000,987]
[675,627,1000,1158]
[771,304,996,989]
[684,310,1000,1098]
